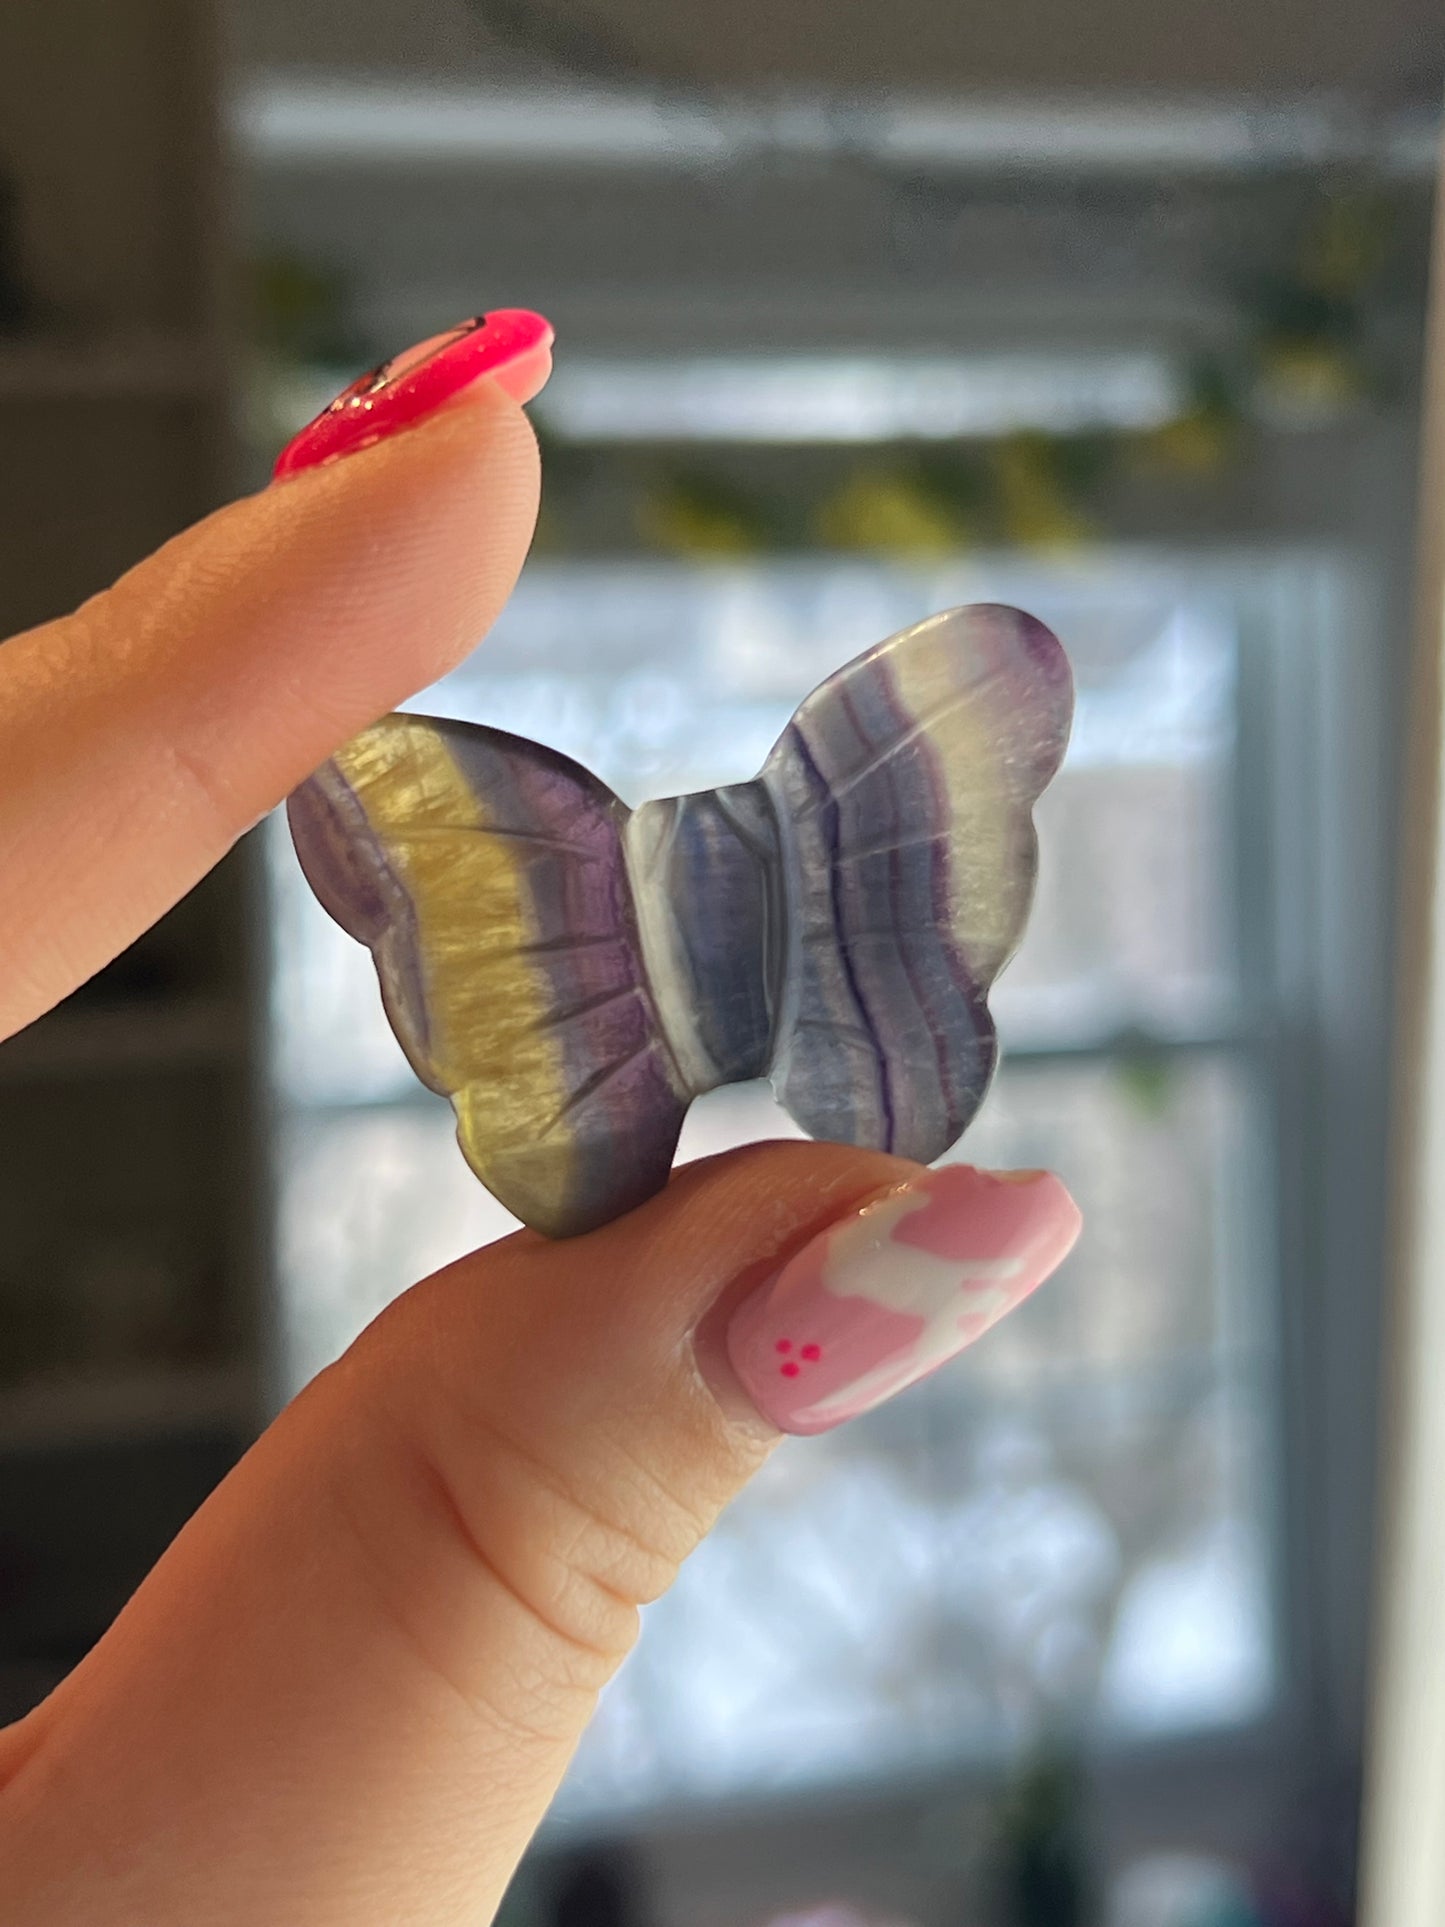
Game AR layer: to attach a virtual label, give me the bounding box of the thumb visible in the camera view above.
[0,1143,1079,1927]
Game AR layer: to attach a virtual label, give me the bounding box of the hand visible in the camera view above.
[0,323,1080,1926]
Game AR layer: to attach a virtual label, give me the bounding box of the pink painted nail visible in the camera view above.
[727,1166,1081,1436]
[272,309,555,480]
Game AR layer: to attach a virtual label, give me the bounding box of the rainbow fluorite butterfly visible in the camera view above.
[288,603,1073,1236]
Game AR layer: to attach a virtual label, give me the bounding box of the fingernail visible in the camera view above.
[272,309,555,480]
[727,1166,1081,1436]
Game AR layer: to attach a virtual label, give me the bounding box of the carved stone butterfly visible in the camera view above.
[288,603,1073,1236]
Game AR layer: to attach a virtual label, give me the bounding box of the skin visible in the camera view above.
[0,383,982,1925]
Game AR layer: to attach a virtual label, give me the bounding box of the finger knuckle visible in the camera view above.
[431,1409,683,1672]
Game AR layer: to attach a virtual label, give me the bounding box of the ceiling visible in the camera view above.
[231,0,1439,369]
[228,0,1443,101]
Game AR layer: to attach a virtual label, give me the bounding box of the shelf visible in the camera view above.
[0,1365,256,1452]
[0,335,225,402]
[0,996,246,1084]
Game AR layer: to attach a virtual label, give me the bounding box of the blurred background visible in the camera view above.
[2,3,1443,1923]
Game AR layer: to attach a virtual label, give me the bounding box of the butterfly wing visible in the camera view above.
[287,715,689,1237]
[762,603,1072,1162]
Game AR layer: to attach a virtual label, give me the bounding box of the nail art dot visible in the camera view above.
[775,1338,793,1354]
[780,1360,801,1378]
[801,1342,822,1361]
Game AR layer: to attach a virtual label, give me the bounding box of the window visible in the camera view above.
[267,547,1327,1820]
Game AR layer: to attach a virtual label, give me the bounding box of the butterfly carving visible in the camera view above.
[288,603,1073,1236]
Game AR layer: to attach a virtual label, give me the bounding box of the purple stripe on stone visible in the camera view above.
[287,767,436,1072]
[430,720,686,1230]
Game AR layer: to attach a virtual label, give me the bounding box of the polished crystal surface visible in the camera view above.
[287,604,1073,1235]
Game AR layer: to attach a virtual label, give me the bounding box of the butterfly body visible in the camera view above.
[289,604,1073,1237]
[624,784,782,1092]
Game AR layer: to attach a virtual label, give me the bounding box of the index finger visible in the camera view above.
[0,361,543,1040]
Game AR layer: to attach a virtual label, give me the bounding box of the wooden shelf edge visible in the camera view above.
[0,334,225,402]
[0,997,247,1084]
[0,1366,256,1452]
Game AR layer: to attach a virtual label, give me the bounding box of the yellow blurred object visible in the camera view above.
[991,436,1093,553]
[1300,194,1388,298]
[814,468,965,555]
[1256,340,1365,424]
[1131,409,1237,476]
[635,486,759,557]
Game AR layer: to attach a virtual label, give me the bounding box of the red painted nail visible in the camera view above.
[272,309,554,480]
